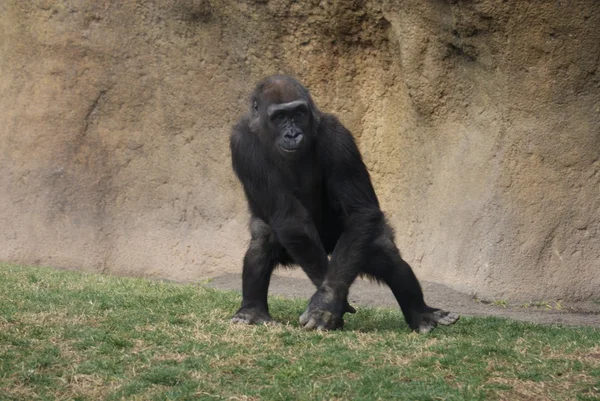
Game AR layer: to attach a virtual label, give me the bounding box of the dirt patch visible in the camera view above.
[207,270,600,328]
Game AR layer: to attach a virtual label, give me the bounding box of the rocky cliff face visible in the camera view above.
[1,0,598,300]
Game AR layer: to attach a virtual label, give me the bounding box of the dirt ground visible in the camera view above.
[206,270,600,328]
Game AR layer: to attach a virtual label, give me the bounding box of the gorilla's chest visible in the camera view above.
[291,172,322,213]
[284,161,325,219]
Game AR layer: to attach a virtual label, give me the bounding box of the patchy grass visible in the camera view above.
[0,263,599,401]
[519,301,564,310]
[491,299,508,308]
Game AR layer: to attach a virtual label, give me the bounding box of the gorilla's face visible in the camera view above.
[249,76,319,159]
[266,100,311,155]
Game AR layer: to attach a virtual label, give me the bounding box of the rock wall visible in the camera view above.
[1,0,598,300]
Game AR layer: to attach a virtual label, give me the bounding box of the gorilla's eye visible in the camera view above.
[271,112,285,123]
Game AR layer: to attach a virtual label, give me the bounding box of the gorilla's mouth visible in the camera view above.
[280,145,298,153]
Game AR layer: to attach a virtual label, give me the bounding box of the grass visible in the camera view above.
[519,301,564,310]
[0,263,599,401]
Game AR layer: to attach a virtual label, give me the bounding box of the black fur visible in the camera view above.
[230,75,458,332]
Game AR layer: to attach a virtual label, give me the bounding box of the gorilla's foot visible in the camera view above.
[410,307,460,334]
[231,306,275,325]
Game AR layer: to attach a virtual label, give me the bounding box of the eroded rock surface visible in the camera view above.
[1,0,598,300]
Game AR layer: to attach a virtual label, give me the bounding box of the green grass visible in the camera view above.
[0,263,599,401]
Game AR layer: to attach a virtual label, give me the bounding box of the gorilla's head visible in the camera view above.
[249,75,320,157]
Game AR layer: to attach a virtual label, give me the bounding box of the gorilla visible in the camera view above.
[229,75,459,333]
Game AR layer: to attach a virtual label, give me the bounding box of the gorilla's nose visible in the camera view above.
[285,131,302,140]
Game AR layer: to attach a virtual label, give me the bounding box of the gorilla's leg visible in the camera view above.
[231,218,285,325]
[233,217,355,326]
[364,224,459,333]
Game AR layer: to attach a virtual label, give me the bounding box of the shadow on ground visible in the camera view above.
[207,272,600,328]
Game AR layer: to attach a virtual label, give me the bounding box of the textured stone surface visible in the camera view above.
[1,0,598,300]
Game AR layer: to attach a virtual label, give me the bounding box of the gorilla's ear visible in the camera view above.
[249,98,260,132]
[311,107,321,127]
[305,91,321,126]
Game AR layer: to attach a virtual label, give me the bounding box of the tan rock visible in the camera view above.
[0,0,598,300]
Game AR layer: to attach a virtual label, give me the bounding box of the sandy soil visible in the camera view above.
[207,270,600,328]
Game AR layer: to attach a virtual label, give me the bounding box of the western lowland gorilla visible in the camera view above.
[229,75,459,333]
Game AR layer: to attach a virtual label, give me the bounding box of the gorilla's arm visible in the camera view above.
[298,115,387,330]
[230,122,328,286]
[319,114,385,293]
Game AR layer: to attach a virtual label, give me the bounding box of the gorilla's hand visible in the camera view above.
[300,286,347,331]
